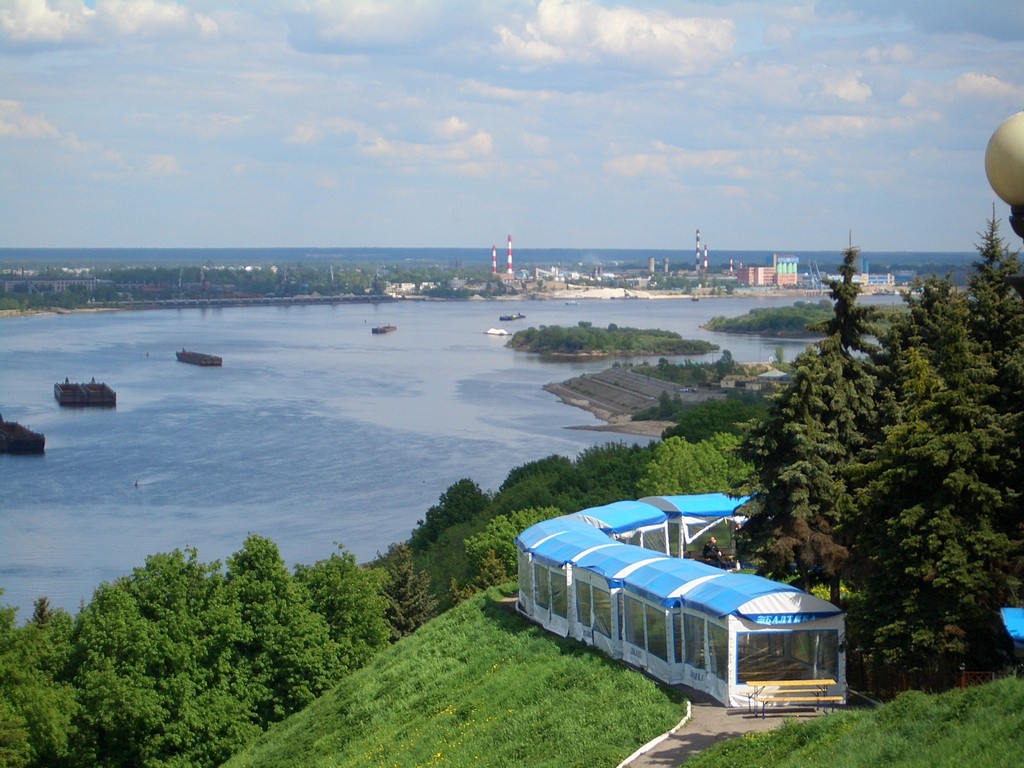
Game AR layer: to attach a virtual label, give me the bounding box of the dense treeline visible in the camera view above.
[740,217,1023,684]
[704,299,833,336]
[2,218,1021,766]
[507,321,719,356]
[0,539,407,768]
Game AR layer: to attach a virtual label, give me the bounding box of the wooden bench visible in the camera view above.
[743,679,841,718]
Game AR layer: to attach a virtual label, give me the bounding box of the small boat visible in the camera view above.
[499,312,525,321]
[54,378,116,407]
[485,328,510,336]
[0,414,45,454]
[176,348,223,366]
[564,300,579,305]
[371,324,397,334]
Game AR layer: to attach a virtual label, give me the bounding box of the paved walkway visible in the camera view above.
[620,687,826,768]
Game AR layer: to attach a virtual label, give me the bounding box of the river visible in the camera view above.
[0,293,899,620]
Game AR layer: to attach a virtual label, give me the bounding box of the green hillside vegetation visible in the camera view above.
[687,677,1024,768]
[703,299,832,336]
[223,585,685,768]
[507,321,718,356]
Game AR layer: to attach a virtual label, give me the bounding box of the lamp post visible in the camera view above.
[985,112,1024,298]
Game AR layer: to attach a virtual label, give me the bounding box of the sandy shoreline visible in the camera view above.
[567,415,673,437]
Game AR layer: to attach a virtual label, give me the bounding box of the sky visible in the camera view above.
[1,1,1023,252]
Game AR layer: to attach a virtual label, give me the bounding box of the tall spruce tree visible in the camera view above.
[740,247,877,602]
[853,275,1016,678]
[967,214,1024,551]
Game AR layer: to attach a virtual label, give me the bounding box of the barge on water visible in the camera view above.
[54,378,116,407]
[499,312,525,321]
[176,348,223,366]
[0,414,45,454]
[371,324,397,334]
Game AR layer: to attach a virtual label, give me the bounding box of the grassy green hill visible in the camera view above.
[688,676,1024,768]
[222,584,686,768]
[224,581,1024,768]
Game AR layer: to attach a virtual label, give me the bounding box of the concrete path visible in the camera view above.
[620,687,825,768]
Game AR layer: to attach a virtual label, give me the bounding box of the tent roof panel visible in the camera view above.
[1001,607,1024,644]
[619,558,723,605]
[515,517,603,550]
[574,543,670,583]
[678,572,840,622]
[640,493,751,517]
[570,500,667,534]
[530,529,614,568]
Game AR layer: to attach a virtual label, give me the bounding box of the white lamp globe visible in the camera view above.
[985,112,1024,207]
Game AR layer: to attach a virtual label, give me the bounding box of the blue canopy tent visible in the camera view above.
[514,517,611,631]
[1001,607,1024,659]
[515,498,847,708]
[570,500,670,553]
[613,558,844,703]
[641,493,752,558]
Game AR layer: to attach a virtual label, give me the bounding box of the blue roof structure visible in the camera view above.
[616,560,841,623]
[616,557,722,605]
[570,500,667,534]
[529,528,615,569]
[1001,607,1024,646]
[517,497,844,625]
[641,493,751,517]
[573,543,669,585]
[515,517,602,551]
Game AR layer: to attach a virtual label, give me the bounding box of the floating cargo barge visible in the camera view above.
[0,415,45,454]
[176,348,223,366]
[499,312,525,321]
[54,378,116,407]
[371,324,397,334]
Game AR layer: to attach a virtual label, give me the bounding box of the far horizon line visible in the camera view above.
[0,246,975,255]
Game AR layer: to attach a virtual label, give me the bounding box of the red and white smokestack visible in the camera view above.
[491,245,497,274]
[506,235,513,275]
[703,244,708,271]
[695,229,701,272]
[729,255,734,274]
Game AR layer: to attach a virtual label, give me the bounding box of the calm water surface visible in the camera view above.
[1,295,893,620]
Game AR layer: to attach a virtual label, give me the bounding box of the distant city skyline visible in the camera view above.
[2,1,1022,252]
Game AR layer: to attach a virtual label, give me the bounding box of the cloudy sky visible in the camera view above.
[2,1,1023,252]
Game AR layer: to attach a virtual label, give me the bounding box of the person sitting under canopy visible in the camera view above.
[702,536,728,569]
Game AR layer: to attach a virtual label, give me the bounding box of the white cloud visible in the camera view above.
[821,72,872,103]
[0,0,219,47]
[495,0,735,74]
[865,44,913,65]
[0,0,95,44]
[435,116,469,139]
[0,100,60,138]
[954,72,1021,100]
[604,143,745,179]
[97,0,190,37]
[286,123,322,146]
[288,0,444,50]
[360,129,493,164]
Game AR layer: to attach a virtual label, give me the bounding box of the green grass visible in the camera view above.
[222,584,686,768]
[686,677,1024,768]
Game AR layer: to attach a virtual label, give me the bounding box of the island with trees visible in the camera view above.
[506,321,719,357]
[703,298,833,336]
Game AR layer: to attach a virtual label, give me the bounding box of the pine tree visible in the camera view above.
[853,276,1016,677]
[380,543,438,641]
[740,247,877,602]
